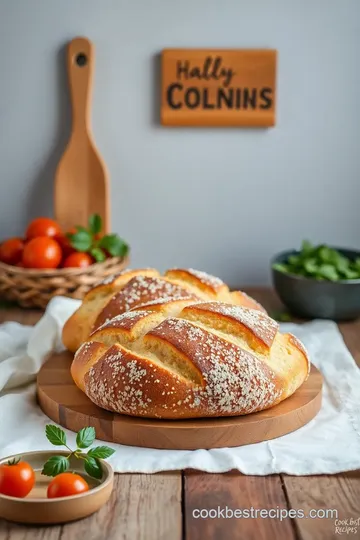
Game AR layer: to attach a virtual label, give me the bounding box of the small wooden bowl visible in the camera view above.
[0,451,114,524]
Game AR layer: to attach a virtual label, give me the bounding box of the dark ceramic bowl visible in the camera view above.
[271,247,360,320]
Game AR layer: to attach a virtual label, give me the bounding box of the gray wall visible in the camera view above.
[0,0,359,287]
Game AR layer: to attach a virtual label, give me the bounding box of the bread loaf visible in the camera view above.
[71,299,310,419]
[62,267,266,353]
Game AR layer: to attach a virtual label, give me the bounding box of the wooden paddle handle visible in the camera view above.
[67,37,94,131]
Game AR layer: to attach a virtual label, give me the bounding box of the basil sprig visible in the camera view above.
[273,240,360,282]
[42,425,115,480]
[67,214,129,262]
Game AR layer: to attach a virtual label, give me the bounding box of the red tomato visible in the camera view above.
[0,238,24,265]
[47,473,89,498]
[0,460,35,498]
[62,252,94,268]
[22,237,62,269]
[26,218,61,240]
[55,234,75,259]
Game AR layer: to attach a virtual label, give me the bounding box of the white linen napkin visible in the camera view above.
[0,297,359,475]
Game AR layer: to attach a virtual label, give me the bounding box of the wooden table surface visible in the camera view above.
[0,288,359,540]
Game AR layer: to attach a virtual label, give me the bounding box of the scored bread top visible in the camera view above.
[181,303,278,353]
[72,301,310,419]
[94,275,199,328]
[164,268,228,297]
[62,266,268,354]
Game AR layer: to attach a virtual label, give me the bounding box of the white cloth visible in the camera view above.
[0,297,359,475]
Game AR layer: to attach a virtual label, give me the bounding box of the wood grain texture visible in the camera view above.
[0,523,61,540]
[54,36,110,233]
[282,472,360,540]
[161,49,276,127]
[0,473,181,540]
[184,471,296,540]
[37,352,322,450]
[56,473,182,540]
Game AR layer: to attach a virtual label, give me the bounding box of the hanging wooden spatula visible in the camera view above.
[55,37,110,233]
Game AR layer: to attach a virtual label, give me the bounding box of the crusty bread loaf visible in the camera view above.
[71,300,310,419]
[62,267,266,353]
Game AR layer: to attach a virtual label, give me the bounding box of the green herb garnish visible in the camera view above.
[273,241,360,282]
[67,214,129,262]
[41,425,115,479]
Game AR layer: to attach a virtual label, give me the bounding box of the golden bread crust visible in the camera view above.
[62,267,267,353]
[71,302,310,419]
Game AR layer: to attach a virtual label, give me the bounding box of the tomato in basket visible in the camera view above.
[26,218,62,240]
[22,237,62,269]
[62,252,94,268]
[0,238,24,265]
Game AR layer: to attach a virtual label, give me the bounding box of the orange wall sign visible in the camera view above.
[161,49,277,127]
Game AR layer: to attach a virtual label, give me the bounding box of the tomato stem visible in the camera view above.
[7,457,21,466]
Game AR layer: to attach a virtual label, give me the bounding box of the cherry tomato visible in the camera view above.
[22,237,62,269]
[62,252,94,269]
[0,238,24,265]
[0,460,35,498]
[47,473,89,498]
[55,234,75,259]
[26,218,61,240]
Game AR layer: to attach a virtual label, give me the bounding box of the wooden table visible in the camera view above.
[0,289,359,540]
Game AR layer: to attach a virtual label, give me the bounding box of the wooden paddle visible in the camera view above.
[55,37,110,233]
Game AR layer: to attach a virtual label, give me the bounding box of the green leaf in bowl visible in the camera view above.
[272,263,289,273]
[288,255,301,267]
[353,258,360,271]
[303,258,318,275]
[316,264,339,281]
[301,240,313,255]
[341,268,359,280]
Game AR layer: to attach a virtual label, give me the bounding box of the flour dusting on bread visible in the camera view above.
[76,301,308,419]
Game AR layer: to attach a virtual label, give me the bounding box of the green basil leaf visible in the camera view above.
[41,456,69,477]
[69,230,93,252]
[317,264,339,281]
[336,256,350,274]
[87,446,115,459]
[89,214,102,235]
[272,263,288,273]
[303,258,318,275]
[301,240,313,255]
[75,225,89,233]
[342,268,359,280]
[84,456,103,479]
[288,255,301,267]
[45,424,67,446]
[90,247,106,263]
[318,246,333,264]
[99,234,129,258]
[76,426,95,449]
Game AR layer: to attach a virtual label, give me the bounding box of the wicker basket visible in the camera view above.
[0,256,129,309]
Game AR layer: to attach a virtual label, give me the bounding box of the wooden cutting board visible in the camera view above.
[54,37,110,233]
[37,352,322,450]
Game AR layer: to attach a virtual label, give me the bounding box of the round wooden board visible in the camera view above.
[37,352,322,450]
